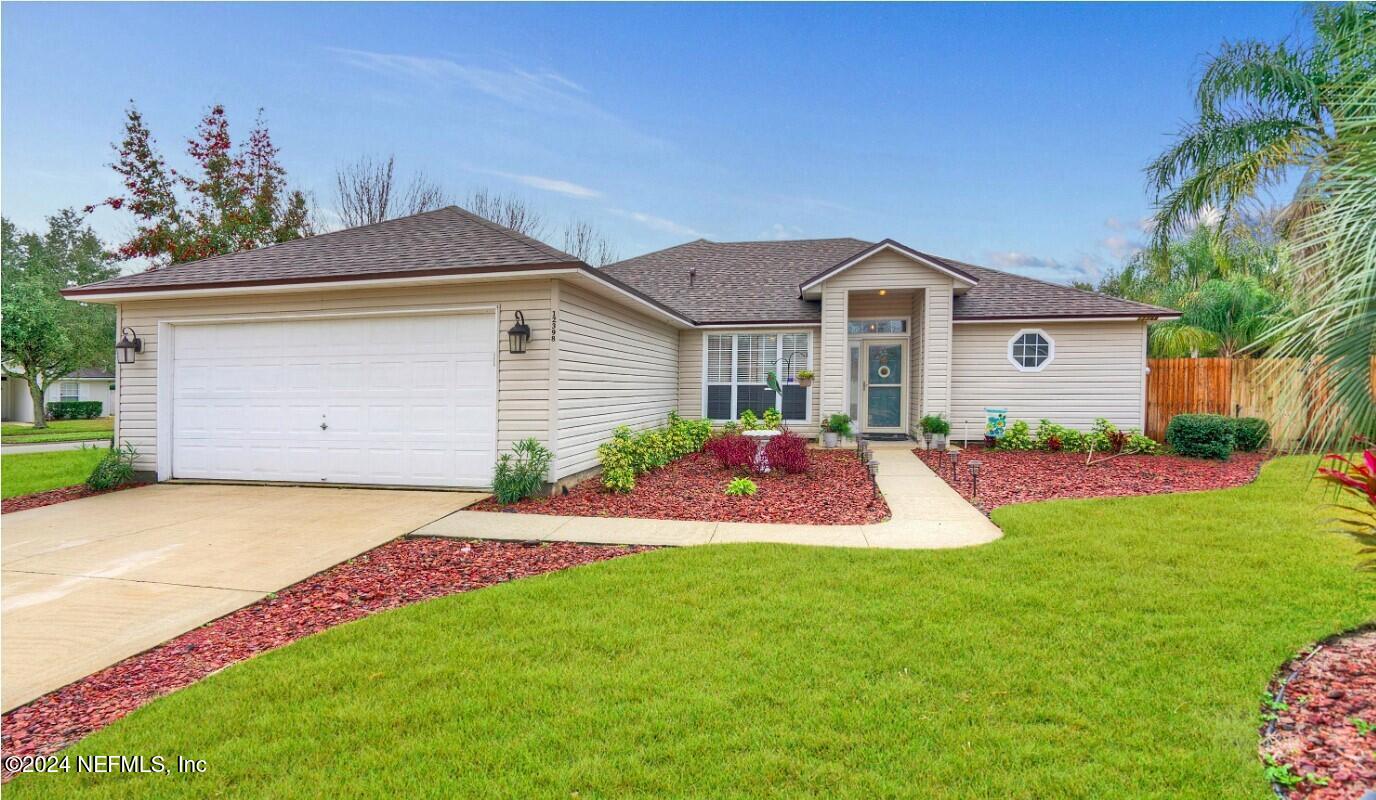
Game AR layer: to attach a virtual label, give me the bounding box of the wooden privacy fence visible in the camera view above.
[1145,357,1375,447]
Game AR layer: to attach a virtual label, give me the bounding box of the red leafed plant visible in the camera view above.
[764,431,810,474]
[1046,434,1063,452]
[1107,429,1129,454]
[1316,449,1376,568]
[704,434,756,471]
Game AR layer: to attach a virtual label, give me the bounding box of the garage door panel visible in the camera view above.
[172,313,496,487]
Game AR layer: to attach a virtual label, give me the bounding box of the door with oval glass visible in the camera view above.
[862,339,906,433]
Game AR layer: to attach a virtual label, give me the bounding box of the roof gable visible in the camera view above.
[798,239,978,294]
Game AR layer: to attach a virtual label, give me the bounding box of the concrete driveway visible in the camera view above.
[1,483,481,711]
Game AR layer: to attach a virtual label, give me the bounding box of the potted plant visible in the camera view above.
[824,413,852,448]
[795,369,815,389]
[921,414,951,450]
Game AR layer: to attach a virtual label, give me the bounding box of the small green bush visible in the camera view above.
[825,413,853,437]
[724,477,758,497]
[1229,417,1271,452]
[47,401,103,420]
[597,413,712,493]
[1124,431,1159,454]
[920,414,950,435]
[762,408,782,430]
[86,443,138,490]
[738,410,760,431]
[1165,414,1235,460]
[492,438,553,504]
[1036,421,1085,452]
[996,420,1034,450]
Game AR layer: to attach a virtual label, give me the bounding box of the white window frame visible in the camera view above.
[846,317,910,336]
[701,331,812,422]
[1007,328,1054,372]
[59,381,80,402]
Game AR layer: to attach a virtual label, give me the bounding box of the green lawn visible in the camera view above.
[10,457,1373,798]
[1,417,113,445]
[1,447,106,499]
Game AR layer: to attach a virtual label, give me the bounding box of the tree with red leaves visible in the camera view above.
[88,103,312,267]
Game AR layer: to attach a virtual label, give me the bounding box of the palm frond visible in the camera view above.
[1196,40,1321,122]
[1148,113,1317,250]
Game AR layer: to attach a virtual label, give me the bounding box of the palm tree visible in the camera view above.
[1261,7,1376,447]
[1146,4,1375,249]
[1095,225,1289,357]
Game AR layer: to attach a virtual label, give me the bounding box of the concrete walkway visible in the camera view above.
[417,442,1002,549]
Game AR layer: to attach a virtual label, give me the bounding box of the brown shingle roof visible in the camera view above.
[600,238,871,324]
[602,238,1176,323]
[65,206,583,295]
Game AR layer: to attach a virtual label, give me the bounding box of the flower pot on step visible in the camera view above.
[932,433,947,450]
[823,431,839,448]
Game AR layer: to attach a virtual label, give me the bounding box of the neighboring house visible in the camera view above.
[63,206,1176,489]
[0,368,116,423]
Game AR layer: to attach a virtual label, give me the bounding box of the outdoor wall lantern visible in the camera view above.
[507,311,531,354]
[115,327,143,365]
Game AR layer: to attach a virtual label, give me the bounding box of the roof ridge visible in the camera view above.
[442,205,582,264]
[700,236,872,246]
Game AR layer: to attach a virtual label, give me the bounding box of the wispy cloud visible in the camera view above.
[984,251,1099,284]
[609,208,704,239]
[473,168,601,198]
[329,47,595,116]
[761,223,804,240]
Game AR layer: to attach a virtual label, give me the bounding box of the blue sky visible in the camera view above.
[2,2,1308,283]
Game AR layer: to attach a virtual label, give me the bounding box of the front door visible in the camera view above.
[862,339,906,433]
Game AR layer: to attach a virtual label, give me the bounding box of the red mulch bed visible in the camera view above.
[1262,629,1376,799]
[915,447,1268,511]
[1,482,147,514]
[472,450,890,525]
[0,537,648,777]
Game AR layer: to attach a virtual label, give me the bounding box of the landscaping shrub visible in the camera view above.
[597,413,712,493]
[86,443,138,491]
[919,414,950,435]
[1229,417,1271,452]
[738,410,761,430]
[1124,432,1159,454]
[1036,420,1085,452]
[764,431,809,474]
[492,438,553,503]
[1165,413,1235,460]
[996,420,1034,451]
[724,477,758,497]
[762,408,782,430]
[46,401,103,420]
[705,433,756,471]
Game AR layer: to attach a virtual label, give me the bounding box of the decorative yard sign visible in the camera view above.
[984,408,1008,440]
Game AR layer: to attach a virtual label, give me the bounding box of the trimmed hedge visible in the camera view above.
[1165,414,1235,460]
[597,412,712,493]
[1229,417,1271,452]
[46,401,103,420]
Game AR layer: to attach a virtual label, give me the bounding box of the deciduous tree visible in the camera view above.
[88,103,312,267]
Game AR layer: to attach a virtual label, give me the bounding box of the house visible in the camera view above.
[0,368,116,423]
[63,206,1176,489]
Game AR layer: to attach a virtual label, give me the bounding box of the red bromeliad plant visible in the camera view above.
[704,434,755,471]
[764,432,810,474]
[1316,449,1376,567]
[86,104,312,267]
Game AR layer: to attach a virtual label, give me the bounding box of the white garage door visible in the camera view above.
[171,312,496,487]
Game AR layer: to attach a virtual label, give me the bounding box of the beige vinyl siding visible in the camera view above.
[910,290,925,431]
[114,279,554,477]
[817,251,956,422]
[950,320,1150,437]
[554,281,678,478]
[677,328,821,436]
